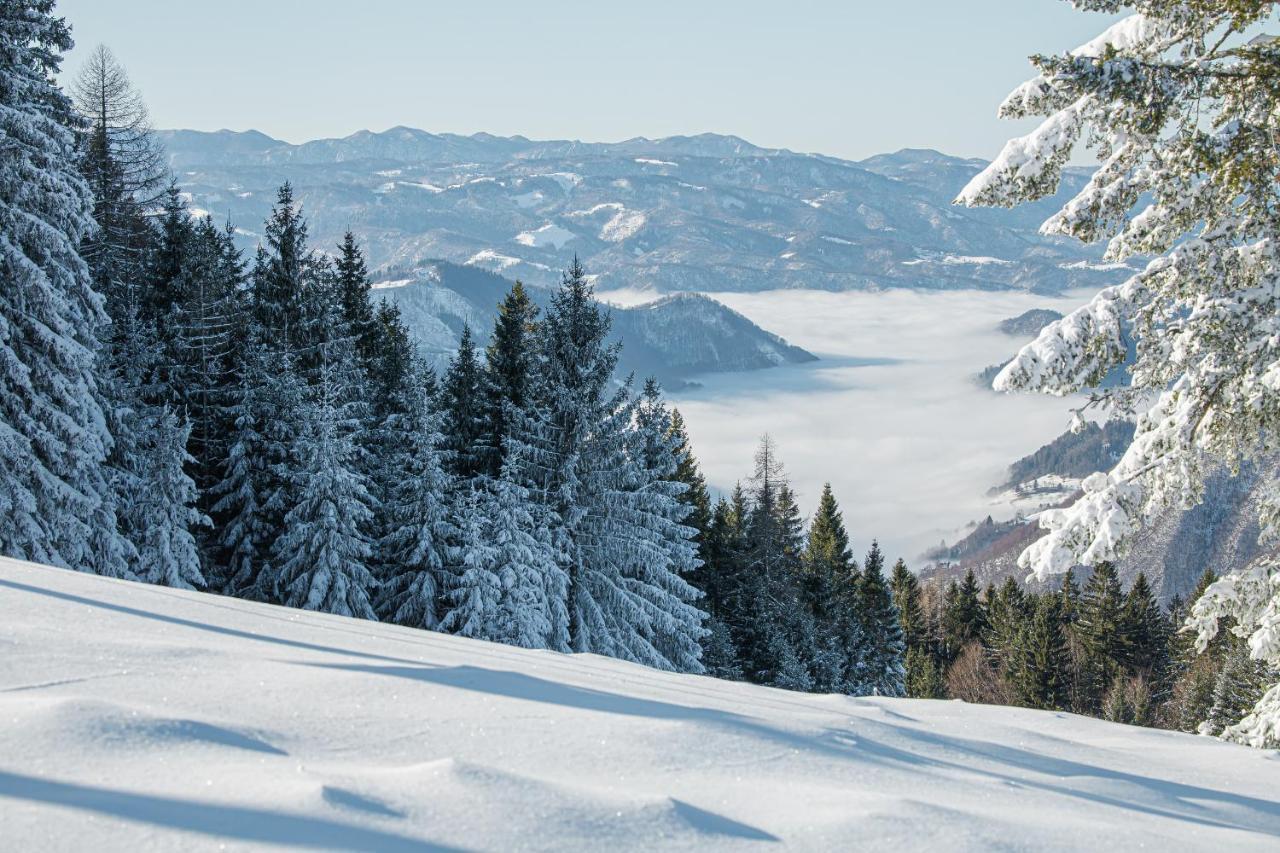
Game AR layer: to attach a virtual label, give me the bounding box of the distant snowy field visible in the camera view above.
[3,559,1278,851]
[612,287,1102,563]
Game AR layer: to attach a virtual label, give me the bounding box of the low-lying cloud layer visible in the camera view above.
[627,288,1098,566]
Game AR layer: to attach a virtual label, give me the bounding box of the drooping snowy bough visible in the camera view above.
[957,0,1280,746]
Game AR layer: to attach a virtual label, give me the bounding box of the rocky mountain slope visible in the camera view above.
[372,261,815,385]
[158,128,1134,295]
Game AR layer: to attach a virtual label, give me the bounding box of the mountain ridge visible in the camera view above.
[158,127,1128,295]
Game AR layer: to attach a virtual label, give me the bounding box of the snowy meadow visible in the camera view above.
[604,287,1099,563]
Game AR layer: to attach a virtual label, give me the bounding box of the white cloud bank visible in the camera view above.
[664,288,1098,565]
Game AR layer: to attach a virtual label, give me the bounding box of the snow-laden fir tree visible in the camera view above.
[623,379,707,672]
[274,311,377,619]
[480,281,539,478]
[857,541,906,697]
[0,2,122,571]
[215,332,306,600]
[956,1,1280,745]
[109,306,205,589]
[441,324,485,482]
[377,356,453,630]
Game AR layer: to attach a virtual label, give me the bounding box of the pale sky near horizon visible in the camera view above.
[55,1,1121,162]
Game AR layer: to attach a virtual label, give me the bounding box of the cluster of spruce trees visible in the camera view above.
[2,18,910,691]
[891,563,1275,733]
[680,437,906,696]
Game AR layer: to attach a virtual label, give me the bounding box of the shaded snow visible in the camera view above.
[1,559,1278,851]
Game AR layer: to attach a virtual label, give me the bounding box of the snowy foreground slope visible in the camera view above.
[2,559,1278,852]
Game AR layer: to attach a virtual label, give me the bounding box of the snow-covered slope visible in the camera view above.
[2,559,1278,850]
[373,261,816,384]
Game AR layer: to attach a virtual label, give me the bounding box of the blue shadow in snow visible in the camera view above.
[0,770,457,851]
[0,578,419,667]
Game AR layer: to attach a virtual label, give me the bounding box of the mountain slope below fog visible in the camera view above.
[2,558,1278,851]
[372,260,815,385]
[925,423,1272,604]
[159,128,1135,295]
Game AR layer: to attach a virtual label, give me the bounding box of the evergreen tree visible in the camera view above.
[334,231,378,368]
[1201,639,1270,738]
[480,281,538,477]
[441,325,485,481]
[858,541,906,697]
[274,323,376,619]
[668,409,712,545]
[985,576,1029,669]
[905,646,947,699]
[889,558,926,650]
[1124,572,1172,693]
[942,570,986,660]
[376,358,453,630]
[0,3,120,571]
[1009,594,1071,710]
[1074,562,1132,711]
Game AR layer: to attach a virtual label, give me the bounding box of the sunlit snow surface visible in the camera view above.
[1,559,1278,851]
[618,288,1106,562]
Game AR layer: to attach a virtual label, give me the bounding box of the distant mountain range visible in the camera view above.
[158,128,1136,295]
[371,260,815,387]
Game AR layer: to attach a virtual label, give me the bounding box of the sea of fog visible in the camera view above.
[602,287,1099,566]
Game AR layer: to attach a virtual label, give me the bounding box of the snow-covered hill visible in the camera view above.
[2,559,1277,851]
[157,128,1132,295]
[372,261,815,384]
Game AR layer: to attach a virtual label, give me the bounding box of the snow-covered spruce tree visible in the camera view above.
[274,313,377,619]
[857,541,906,697]
[441,324,486,482]
[214,328,306,601]
[109,306,205,588]
[956,2,1280,744]
[0,2,123,571]
[734,436,815,688]
[480,281,539,478]
[334,230,379,370]
[621,379,707,672]
[377,356,453,630]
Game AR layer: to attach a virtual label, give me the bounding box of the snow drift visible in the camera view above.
[1,557,1277,850]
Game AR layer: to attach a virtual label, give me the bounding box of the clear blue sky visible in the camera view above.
[54,0,1120,161]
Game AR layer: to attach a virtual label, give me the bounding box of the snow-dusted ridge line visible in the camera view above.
[2,558,1277,851]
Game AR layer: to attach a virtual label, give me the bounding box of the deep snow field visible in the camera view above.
[2,557,1278,851]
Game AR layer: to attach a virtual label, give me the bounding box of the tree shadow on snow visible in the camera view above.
[0,578,421,667]
[0,770,457,852]
[304,661,1280,840]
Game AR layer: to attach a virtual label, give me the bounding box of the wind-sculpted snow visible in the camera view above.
[1,559,1278,850]
[157,129,1126,295]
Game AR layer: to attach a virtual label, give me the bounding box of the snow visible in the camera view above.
[2,558,1279,851]
[515,223,576,249]
[401,181,444,193]
[600,210,646,243]
[465,249,523,272]
[1059,260,1136,272]
[371,278,414,290]
[903,254,1013,267]
[634,158,677,167]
